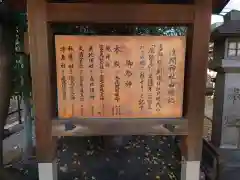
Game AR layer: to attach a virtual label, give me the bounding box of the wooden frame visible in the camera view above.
[27,0,212,163]
[52,118,188,136]
[27,0,57,162]
[8,0,227,14]
[184,0,212,161]
[47,3,194,24]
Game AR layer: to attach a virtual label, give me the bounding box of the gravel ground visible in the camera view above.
[57,136,181,180]
[4,97,214,180]
[8,136,181,180]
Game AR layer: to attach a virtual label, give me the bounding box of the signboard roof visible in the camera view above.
[6,0,230,14]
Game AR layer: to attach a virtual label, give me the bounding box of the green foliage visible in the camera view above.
[10,28,22,96]
[11,13,31,99]
[53,24,187,36]
[135,26,186,36]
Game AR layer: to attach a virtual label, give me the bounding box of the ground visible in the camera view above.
[3,135,181,180]
[57,136,181,180]
[2,97,214,180]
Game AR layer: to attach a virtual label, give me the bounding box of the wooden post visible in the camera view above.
[27,0,57,179]
[182,0,212,179]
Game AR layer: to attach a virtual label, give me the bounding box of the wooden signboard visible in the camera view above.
[55,35,186,118]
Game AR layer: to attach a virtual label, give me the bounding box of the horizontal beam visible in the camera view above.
[52,118,188,136]
[47,3,194,24]
[5,0,229,14]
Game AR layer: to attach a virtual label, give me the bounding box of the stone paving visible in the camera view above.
[204,97,213,141]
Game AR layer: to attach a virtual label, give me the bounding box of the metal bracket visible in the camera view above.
[64,121,76,131]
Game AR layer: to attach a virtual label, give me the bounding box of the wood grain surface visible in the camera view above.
[55,35,186,118]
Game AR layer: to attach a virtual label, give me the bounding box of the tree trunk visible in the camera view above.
[0,22,15,166]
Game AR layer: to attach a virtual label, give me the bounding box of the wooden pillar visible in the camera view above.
[181,0,212,179]
[27,0,57,179]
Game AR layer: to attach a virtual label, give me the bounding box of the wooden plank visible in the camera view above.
[7,0,229,14]
[27,0,56,162]
[184,0,212,161]
[47,3,194,24]
[54,117,187,125]
[55,35,186,119]
[52,118,188,136]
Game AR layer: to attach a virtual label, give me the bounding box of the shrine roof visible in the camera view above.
[211,20,240,40]
[211,10,240,41]
[7,0,230,14]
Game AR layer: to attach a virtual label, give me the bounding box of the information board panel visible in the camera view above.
[55,35,186,118]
